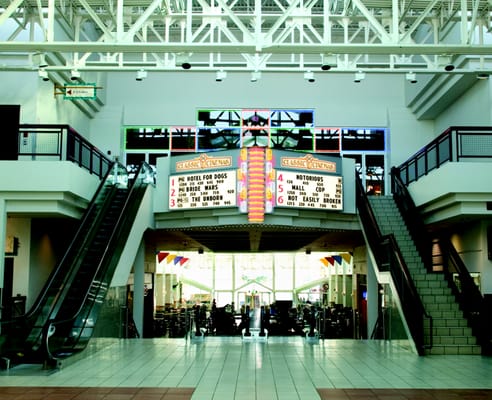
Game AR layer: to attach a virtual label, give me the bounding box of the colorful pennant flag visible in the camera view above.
[157,252,169,263]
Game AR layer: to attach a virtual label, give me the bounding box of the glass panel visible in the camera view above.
[234,253,273,290]
[274,253,293,290]
[315,127,340,152]
[125,127,170,150]
[197,127,241,150]
[215,254,233,290]
[341,128,385,151]
[170,126,196,151]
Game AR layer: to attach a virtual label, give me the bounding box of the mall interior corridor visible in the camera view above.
[1,337,491,400]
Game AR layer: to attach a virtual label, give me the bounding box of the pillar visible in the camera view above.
[366,249,379,339]
[132,240,145,338]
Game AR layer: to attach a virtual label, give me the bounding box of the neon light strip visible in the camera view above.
[248,147,266,223]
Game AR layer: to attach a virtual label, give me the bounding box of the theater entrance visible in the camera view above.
[146,247,367,340]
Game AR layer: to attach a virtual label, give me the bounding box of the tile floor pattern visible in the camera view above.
[0,337,491,400]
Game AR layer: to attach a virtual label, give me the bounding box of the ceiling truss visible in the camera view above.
[1,0,492,74]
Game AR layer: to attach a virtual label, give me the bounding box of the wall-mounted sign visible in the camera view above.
[275,170,342,210]
[169,170,237,210]
[63,83,97,100]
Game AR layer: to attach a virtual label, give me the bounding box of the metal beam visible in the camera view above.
[2,41,492,56]
[0,0,25,27]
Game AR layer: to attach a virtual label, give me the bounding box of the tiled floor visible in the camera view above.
[0,337,491,400]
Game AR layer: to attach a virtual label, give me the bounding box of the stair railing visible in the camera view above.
[391,167,433,271]
[434,239,485,347]
[391,167,486,352]
[356,175,432,355]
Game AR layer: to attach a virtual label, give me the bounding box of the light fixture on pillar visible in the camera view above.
[354,71,365,83]
[477,72,489,80]
[216,70,227,82]
[437,55,455,71]
[136,69,147,81]
[406,72,417,83]
[304,70,315,83]
[320,54,337,71]
[70,69,81,81]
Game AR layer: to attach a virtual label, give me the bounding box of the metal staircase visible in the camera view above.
[368,196,481,355]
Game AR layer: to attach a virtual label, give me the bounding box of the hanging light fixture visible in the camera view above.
[216,70,227,82]
[406,72,417,83]
[250,71,261,82]
[136,69,147,81]
[354,71,365,83]
[320,54,337,71]
[70,69,81,81]
[304,70,315,83]
[38,68,49,81]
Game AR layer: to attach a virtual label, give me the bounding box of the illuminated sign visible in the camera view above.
[175,153,233,172]
[275,171,342,210]
[280,153,337,173]
[169,170,237,209]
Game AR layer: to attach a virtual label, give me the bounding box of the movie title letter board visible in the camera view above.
[169,170,237,209]
[276,171,342,210]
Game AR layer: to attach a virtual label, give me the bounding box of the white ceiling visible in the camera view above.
[1,0,492,74]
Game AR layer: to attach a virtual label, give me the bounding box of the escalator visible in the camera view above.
[0,162,153,367]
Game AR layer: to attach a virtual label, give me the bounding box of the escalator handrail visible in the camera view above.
[356,174,432,354]
[43,163,152,360]
[25,163,127,320]
[0,162,123,329]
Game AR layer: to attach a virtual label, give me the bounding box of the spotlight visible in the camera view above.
[136,69,147,81]
[354,71,365,83]
[321,54,337,71]
[437,55,455,71]
[477,72,489,80]
[250,71,261,82]
[38,68,49,81]
[406,72,417,83]
[304,70,315,83]
[33,52,48,68]
[216,70,227,82]
[70,69,81,81]
[176,53,191,69]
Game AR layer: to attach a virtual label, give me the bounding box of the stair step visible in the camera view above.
[426,302,461,312]
[431,335,477,345]
[422,294,456,304]
[432,326,473,337]
[425,344,482,355]
[431,318,469,328]
[418,286,452,296]
[426,309,464,319]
